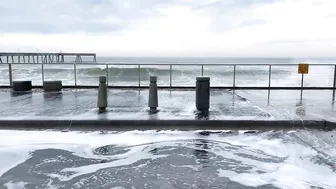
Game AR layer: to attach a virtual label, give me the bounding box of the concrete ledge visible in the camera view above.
[43,81,62,92]
[325,121,336,130]
[0,119,328,131]
[12,81,32,92]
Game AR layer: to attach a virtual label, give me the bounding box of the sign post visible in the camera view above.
[298,64,309,101]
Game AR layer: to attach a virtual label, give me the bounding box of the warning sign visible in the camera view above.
[298,64,309,74]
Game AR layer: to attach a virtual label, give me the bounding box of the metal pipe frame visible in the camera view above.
[233,65,236,88]
[1,63,336,90]
[41,64,45,84]
[106,64,109,86]
[170,65,172,88]
[1,62,336,66]
[138,65,141,87]
[333,65,336,90]
[74,64,77,86]
[268,65,272,88]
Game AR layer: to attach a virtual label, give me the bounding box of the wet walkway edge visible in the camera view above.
[0,119,334,131]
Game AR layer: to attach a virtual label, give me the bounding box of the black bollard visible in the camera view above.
[97,76,107,113]
[12,81,32,92]
[43,81,62,92]
[148,76,158,112]
[196,77,210,111]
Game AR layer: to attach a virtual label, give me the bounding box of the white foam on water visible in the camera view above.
[0,147,31,177]
[0,130,335,188]
[218,160,335,189]
[0,130,198,177]
[210,132,336,189]
[215,115,274,120]
[3,181,29,189]
[52,147,168,181]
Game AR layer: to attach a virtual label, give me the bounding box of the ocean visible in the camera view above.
[0,57,335,87]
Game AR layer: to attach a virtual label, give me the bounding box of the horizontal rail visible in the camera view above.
[0,85,335,90]
[1,62,336,66]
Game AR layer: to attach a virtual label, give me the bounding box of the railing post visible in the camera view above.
[233,65,236,88]
[106,64,109,87]
[201,65,204,76]
[301,73,304,89]
[300,73,304,100]
[41,63,45,85]
[138,64,141,87]
[8,64,12,86]
[74,64,77,87]
[333,65,336,90]
[268,65,272,89]
[170,64,172,88]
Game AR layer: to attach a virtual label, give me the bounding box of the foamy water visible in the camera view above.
[0,130,335,189]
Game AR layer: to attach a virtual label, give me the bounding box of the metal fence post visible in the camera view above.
[301,73,304,89]
[170,64,172,88]
[74,64,77,87]
[333,65,336,90]
[233,65,236,88]
[201,65,204,76]
[138,64,141,87]
[268,65,272,89]
[8,64,12,86]
[300,73,304,99]
[41,63,45,85]
[106,64,109,87]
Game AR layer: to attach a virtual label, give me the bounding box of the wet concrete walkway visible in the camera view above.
[0,89,334,122]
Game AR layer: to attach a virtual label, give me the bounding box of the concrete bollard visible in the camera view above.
[43,81,62,92]
[148,76,158,112]
[196,76,210,111]
[97,76,107,113]
[12,81,32,92]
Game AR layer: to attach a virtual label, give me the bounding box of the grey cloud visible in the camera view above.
[189,0,276,32]
[0,0,274,34]
[0,0,176,33]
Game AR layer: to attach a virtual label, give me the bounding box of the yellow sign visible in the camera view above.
[298,64,309,74]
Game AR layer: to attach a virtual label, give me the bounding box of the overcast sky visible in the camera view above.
[0,0,335,57]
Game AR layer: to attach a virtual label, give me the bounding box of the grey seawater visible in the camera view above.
[0,130,335,189]
[0,57,335,87]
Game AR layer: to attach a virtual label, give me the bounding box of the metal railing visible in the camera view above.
[1,62,336,90]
